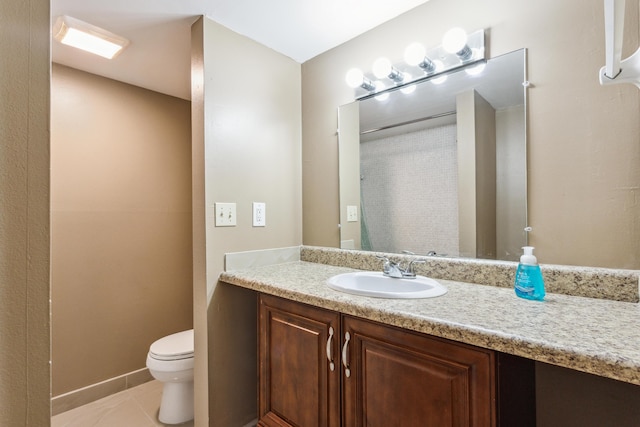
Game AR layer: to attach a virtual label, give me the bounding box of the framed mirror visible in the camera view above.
[338,49,527,261]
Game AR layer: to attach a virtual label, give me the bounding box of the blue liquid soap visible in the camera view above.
[514,246,545,301]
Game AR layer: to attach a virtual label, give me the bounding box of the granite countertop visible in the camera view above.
[219,260,640,386]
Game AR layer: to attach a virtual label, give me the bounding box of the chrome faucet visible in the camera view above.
[376,256,426,279]
[377,256,403,278]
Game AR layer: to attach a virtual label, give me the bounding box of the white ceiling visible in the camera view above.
[51,0,430,100]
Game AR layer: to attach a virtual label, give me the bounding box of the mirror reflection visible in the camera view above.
[338,49,527,261]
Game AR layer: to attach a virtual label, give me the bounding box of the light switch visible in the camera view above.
[215,202,236,227]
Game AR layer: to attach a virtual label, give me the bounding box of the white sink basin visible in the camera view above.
[326,271,447,299]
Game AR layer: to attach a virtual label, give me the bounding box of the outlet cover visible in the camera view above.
[347,205,358,222]
[253,202,266,227]
[215,202,237,227]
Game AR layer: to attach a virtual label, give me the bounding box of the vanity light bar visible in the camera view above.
[345,28,486,100]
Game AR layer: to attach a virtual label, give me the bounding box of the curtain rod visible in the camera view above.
[360,111,456,135]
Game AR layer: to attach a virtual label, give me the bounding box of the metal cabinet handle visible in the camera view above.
[342,331,351,378]
[326,326,335,371]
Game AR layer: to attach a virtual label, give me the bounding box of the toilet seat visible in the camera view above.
[149,329,194,361]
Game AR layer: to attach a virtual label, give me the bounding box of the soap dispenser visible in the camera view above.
[514,246,545,301]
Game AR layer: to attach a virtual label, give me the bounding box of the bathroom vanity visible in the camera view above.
[257,293,534,426]
[219,246,640,426]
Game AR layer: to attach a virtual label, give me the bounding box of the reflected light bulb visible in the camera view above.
[375,92,390,101]
[432,75,448,85]
[442,27,468,53]
[404,42,426,66]
[465,61,486,76]
[430,60,447,85]
[372,57,393,79]
[400,73,416,94]
[400,84,416,94]
[374,81,389,101]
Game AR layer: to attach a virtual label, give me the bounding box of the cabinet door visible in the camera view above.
[342,316,495,427]
[258,294,341,427]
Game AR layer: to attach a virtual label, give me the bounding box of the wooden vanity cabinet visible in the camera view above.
[342,315,494,427]
[258,294,535,427]
[258,294,341,427]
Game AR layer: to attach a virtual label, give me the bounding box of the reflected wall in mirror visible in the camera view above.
[338,49,527,261]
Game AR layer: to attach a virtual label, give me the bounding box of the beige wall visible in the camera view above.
[496,105,527,260]
[4,1,639,424]
[0,0,51,425]
[190,18,209,427]
[192,17,302,427]
[457,90,497,259]
[337,101,361,249]
[50,64,193,396]
[301,0,640,269]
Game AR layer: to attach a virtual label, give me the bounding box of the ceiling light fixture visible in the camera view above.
[53,15,130,59]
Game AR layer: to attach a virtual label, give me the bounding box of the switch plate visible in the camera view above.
[215,202,236,227]
[253,202,266,227]
[347,205,358,222]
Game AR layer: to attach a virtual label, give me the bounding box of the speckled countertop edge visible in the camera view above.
[300,246,640,303]
[219,260,640,386]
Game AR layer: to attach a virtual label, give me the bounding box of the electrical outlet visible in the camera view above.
[253,202,266,227]
[347,205,358,222]
[215,202,236,227]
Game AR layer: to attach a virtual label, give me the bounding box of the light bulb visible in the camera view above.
[400,73,416,94]
[404,42,426,66]
[373,57,405,83]
[372,57,393,79]
[442,27,468,53]
[375,92,390,101]
[345,68,376,91]
[374,81,389,101]
[432,75,448,85]
[345,68,365,88]
[401,84,416,94]
[465,61,486,76]
[406,42,436,74]
[430,60,447,85]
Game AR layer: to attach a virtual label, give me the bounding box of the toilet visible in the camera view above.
[146,329,194,424]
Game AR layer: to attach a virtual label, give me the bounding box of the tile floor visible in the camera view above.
[52,380,194,427]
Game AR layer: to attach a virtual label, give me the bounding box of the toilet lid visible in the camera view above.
[149,329,194,360]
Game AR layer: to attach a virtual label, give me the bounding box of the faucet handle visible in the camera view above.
[376,255,402,277]
[376,255,389,271]
[403,259,426,278]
